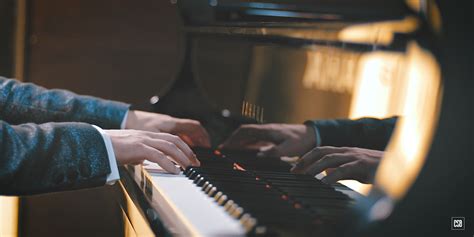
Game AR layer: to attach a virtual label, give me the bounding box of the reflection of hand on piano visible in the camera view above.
[105,129,200,174]
[124,110,211,148]
[292,146,383,184]
[219,124,317,157]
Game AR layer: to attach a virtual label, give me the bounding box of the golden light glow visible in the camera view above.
[338,17,419,46]
[375,42,442,200]
[339,43,441,197]
[405,0,422,12]
[349,51,406,119]
[341,51,406,195]
[119,183,155,237]
[0,196,19,237]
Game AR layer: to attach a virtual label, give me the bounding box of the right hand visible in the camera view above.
[105,130,200,174]
[124,110,211,148]
[220,124,317,157]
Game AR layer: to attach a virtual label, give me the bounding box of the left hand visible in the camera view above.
[219,124,317,157]
[291,146,383,184]
[125,110,211,148]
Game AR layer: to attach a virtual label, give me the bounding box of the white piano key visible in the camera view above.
[134,161,246,237]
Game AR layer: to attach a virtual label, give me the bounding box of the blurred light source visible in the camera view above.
[0,196,19,237]
[338,17,419,46]
[375,42,442,200]
[340,43,441,197]
[349,51,405,119]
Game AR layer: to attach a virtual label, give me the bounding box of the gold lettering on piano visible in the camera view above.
[302,47,361,93]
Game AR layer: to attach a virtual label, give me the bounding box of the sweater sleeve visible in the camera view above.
[0,77,129,129]
[305,117,398,151]
[0,120,111,195]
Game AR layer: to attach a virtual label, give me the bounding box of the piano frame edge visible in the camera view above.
[121,165,202,237]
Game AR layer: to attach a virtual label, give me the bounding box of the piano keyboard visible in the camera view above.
[126,148,356,236]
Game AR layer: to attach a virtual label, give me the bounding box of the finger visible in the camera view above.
[259,137,313,157]
[321,162,357,184]
[190,126,211,148]
[178,121,211,148]
[220,125,274,149]
[130,161,144,165]
[180,134,195,147]
[153,133,200,166]
[291,146,345,173]
[257,139,291,157]
[141,145,180,174]
[197,126,211,148]
[143,138,193,168]
[303,154,356,176]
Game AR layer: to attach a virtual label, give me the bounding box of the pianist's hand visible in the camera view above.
[125,110,211,148]
[291,147,383,184]
[105,129,200,174]
[220,124,317,157]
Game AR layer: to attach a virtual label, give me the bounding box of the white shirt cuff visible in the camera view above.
[92,125,120,184]
[120,110,129,129]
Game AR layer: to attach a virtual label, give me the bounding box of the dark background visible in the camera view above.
[24,0,184,110]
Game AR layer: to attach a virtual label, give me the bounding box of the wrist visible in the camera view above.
[303,122,320,147]
[125,110,177,133]
[124,110,137,129]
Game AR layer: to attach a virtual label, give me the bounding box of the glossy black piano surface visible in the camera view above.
[10,1,473,237]
[119,147,358,236]
[185,148,355,236]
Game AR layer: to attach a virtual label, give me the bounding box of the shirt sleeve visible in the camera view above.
[92,125,120,184]
[120,110,129,129]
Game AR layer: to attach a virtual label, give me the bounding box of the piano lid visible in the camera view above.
[178,0,413,24]
[177,0,419,48]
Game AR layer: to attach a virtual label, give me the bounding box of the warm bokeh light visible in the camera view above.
[375,42,442,200]
[349,51,406,119]
[338,17,419,46]
[337,43,441,197]
[0,196,19,237]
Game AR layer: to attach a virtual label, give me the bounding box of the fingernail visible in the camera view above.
[257,152,264,157]
[174,166,181,174]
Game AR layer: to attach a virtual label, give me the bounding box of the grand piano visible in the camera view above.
[113,0,457,236]
[10,0,473,236]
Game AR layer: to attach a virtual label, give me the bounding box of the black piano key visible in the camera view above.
[185,148,354,235]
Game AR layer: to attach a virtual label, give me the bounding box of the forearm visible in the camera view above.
[0,121,111,195]
[305,117,398,150]
[0,77,129,128]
